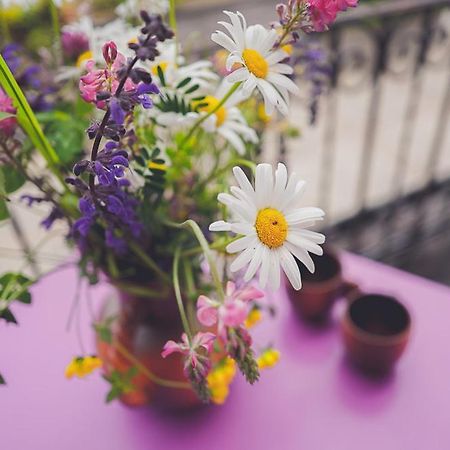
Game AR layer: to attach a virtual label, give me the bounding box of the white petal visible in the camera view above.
[298,229,326,244]
[273,162,288,205]
[233,166,255,200]
[226,67,249,83]
[211,31,237,53]
[230,222,256,235]
[284,241,315,273]
[230,245,255,272]
[255,163,274,209]
[227,234,258,253]
[285,207,325,225]
[265,49,289,65]
[244,243,264,282]
[267,249,281,290]
[287,232,324,256]
[271,63,293,75]
[209,220,231,232]
[280,247,302,291]
[267,72,299,94]
[258,245,271,288]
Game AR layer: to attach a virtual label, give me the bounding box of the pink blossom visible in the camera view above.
[197,282,264,339]
[162,332,216,378]
[79,41,136,108]
[309,0,359,32]
[0,88,17,137]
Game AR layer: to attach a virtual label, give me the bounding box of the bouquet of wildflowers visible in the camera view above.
[0,0,358,404]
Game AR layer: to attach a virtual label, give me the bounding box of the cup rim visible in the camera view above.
[342,294,411,346]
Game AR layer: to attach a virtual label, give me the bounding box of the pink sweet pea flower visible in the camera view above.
[309,0,359,32]
[162,332,216,378]
[0,88,17,137]
[79,41,136,108]
[197,282,264,339]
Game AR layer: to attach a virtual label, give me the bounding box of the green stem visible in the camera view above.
[173,247,192,339]
[115,341,190,389]
[48,0,62,65]
[168,0,178,63]
[0,55,68,192]
[182,236,238,257]
[197,158,256,192]
[128,241,171,284]
[168,219,225,302]
[180,82,242,148]
[0,0,11,42]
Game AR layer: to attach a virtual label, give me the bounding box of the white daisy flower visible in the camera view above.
[198,82,258,155]
[150,42,218,99]
[211,11,299,116]
[209,163,325,291]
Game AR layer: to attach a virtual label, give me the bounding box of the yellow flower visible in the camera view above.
[257,103,272,124]
[76,50,93,68]
[65,356,102,379]
[207,357,236,405]
[148,161,167,171]
[245,308,262,328]
[257,349,280,370]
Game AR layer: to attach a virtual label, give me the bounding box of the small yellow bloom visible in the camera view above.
[76,50,93,68]
[65,356,102,379]
[245,308,262,328]
[151,61,169,76]
[257,103,272,124]
[282,44,294,55]
[207,358,236,405]
[257,349,280,370]
[148,161,167,171]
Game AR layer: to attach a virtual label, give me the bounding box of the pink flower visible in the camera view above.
[309,0,358,32]
[79,41,136,108]
[162,332,216,378]
[0,88,17,137]
[197,282,264,339]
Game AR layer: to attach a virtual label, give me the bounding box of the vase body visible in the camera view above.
[96,285,201,410]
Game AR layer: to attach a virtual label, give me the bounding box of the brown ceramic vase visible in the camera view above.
[341,294,411,374]
[96,286,202,410]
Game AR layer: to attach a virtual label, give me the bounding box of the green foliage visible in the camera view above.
[0,111,15,121]
[0,55,67,189]
[0,373,5,385]
[133,147,167,204]
[36,110,86,165]
[0,273,33,325]
[103,367,138,403]
[93,317,115,344]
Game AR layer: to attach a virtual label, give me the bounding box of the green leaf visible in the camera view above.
[0,166,26,194]
[176,77,191,89]
[157,65,166,87]
[0,55,66,188]
[0,308,17,324]
[0,199,9,221]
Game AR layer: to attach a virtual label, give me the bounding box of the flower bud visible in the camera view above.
[102,41,118,65]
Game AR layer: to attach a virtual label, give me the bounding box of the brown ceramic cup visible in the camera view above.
[287,249,358,322]
[341,294,411,374]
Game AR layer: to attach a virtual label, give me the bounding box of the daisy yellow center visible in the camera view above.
[242,49,269,79]
[255,208,288,249]
[152,61,169,76]
[195,95,227,127]
[76,50,93,68]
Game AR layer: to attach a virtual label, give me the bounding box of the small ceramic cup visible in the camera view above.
[286,249,358,323]
[341,294,411,374]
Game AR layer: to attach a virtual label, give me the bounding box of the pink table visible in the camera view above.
[1,253,450,450]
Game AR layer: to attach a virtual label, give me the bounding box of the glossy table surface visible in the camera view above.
[1,253,450,450]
